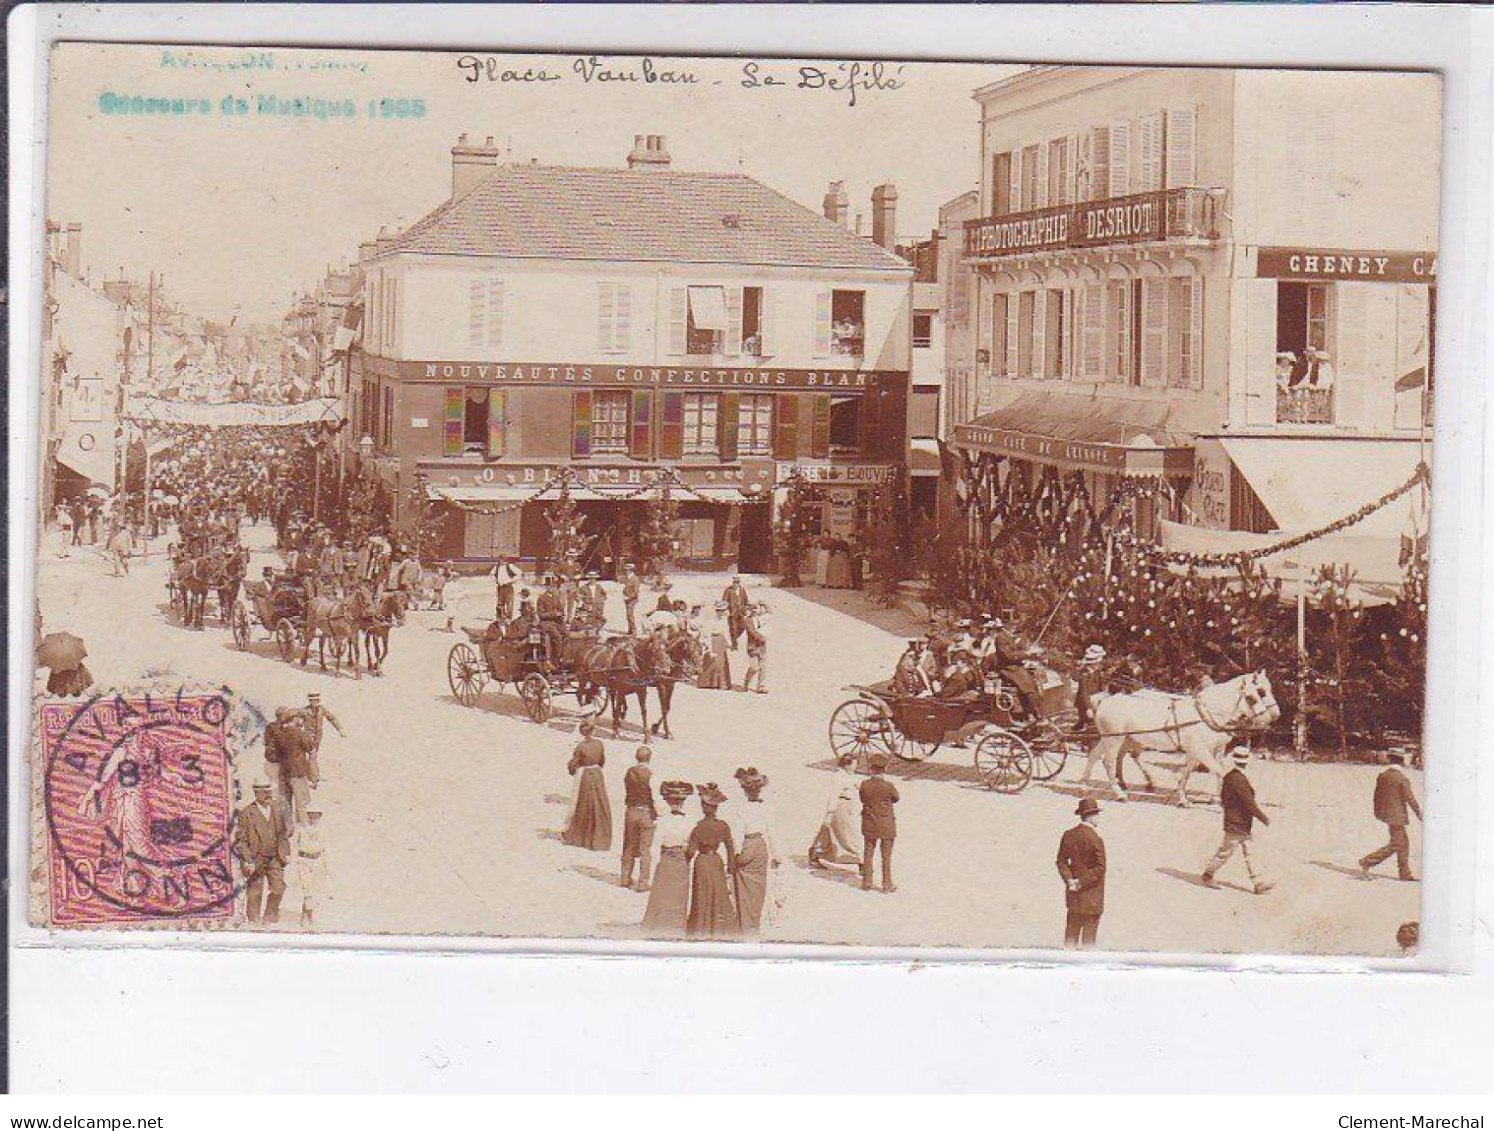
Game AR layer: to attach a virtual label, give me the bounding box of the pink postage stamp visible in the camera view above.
[39,691,237,926]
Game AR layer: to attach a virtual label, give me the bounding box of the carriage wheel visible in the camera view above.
[522,674,553,723]
[446,643,486,707]
[974,727,1034,794]
[231,603,250,651]
[1025,716,1078,782]
[275,618,297,661]
[828,698,895,764]
[891,730,940,762]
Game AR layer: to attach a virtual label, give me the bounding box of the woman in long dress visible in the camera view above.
[731,767,779,937]
[562,722,613,851]
[685,784,739,938]
[809,754,863,867]
[640,781,694,937]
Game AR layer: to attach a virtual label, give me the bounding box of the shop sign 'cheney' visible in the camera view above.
[24,46,1438,961]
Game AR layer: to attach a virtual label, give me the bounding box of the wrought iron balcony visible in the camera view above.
[963,186,1220,261]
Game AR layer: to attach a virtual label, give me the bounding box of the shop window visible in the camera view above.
[829,290,865,357]
[1275,282,1335,424]
[686,286,727,354]
[737,393,774,456]
[829,394,861,452]
[591,390,630,454]
[682,393,719,456]
[913,311,934,349]
[741,287,765,356]
[991,152,1012,216]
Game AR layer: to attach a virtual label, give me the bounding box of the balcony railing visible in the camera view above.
[963,186,1220,260]
[1276,384,1334,425]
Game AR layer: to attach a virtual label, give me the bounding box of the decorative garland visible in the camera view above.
[423,464,793,516]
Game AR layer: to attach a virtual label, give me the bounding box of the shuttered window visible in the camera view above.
[1165,107,1198,188]
[814,393,835,457]
[1108,123,1132,197]
[629,389,653,459]
[1017,292,1036,378]
[814,290,832,356]
[658,390,685,458]
[1138,112,1165,193]
[725,288,744,355]
[1168,277,1204,389]
[591,390,630,454]
[992,293,1009,377]
[443,387,465,457]
[1081,285,1103,381]
[1140,278,1168,387]
[719,391,740,460]
[1048,138,1070,206]
[737,393,774,456]
[487,390,507,458]
[572,390,593,457]
[1088,128,1110,202]
[1021,145,1041,210]
[682,393,719,456]
[1107,282,1136,385]
[773,392,799,458]
[667,287,687,355]
[597,282,632,353]
[469,277,504,349]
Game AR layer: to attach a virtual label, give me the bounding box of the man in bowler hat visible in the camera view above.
[1056,797,1106,948]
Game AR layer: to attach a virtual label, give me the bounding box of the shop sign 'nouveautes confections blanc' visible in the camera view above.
[372,358,898,390]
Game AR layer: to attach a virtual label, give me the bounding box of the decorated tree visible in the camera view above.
[772,474,815,587]
[404,473,448,564]
[862,473,915,607]
[544,484,587,579]
[635,481,679,585]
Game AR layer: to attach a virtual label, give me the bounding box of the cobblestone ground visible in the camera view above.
[31,524,1421,956]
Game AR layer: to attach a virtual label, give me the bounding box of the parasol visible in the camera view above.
[36,631,87,671]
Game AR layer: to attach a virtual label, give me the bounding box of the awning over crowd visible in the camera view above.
[952,390,1195,478]
[122,394,346,428]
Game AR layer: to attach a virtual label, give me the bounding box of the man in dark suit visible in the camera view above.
[1202,746,1274,895]
[234,780,290,924]
[1359,752,1421,881]
[1056,797,1106,948]
[723,576,750,651]
[859,753,900,893]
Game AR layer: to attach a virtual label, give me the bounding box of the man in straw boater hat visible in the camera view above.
[1074,644,1108,733]
[233,779,290,925]
[1357,751,1422,882]
[1056,797,1107,948]
[1201,746,1274,895]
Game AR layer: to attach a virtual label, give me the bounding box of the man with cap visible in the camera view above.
[723,575,751,651]
[1056,797,1106,948]
[859,752,900,893]
[296,692,344,788]
[620,746,658,892]
[1358,752,1421,882]
[494,556,521,622]
[234,780,290,925]
[1074,644,1108,733]
[535,575,566,663]
[1202,746,1274,894]
[621,563,641,636]
[294,806,329,928]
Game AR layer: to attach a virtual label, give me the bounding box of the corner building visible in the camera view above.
[952,67,1438,589]
[352,134,912,572]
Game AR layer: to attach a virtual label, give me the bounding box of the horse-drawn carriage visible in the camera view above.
[828,662,1083,794]
[166,541,247,629]
[447,626,608,723]
[232,577,306,660]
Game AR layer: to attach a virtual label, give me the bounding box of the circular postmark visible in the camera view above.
[41,689,242,924]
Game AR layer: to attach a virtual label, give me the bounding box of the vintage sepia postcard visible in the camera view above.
[23,45,1440,958]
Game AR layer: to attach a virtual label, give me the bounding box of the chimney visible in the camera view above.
[627,133,672,169]
[871,183,898,250]
[855,213,865,237]
[375,226,395,257]
[822,181,849,227]
[451,132,501,199]
[62,222,82,277]
[357,239,377,264]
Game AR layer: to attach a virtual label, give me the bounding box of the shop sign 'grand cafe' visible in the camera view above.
[346,133,913,573]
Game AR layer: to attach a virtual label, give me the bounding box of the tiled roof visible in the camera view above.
[384,164,912,273]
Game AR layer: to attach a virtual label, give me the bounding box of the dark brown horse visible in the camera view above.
[575,636,650,738]
[358,587,405,674]
[637,630,700,740]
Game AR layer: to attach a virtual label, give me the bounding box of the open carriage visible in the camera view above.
[231,579,305,661]
[446,625,608,723]
[827,663,1084,794]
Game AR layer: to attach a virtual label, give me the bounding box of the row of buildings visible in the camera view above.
[317,65,1436,585]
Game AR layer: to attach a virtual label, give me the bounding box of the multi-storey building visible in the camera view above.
[350,134,913,572]
[950,66,1438,588]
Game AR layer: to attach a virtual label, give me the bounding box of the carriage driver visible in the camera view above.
[1074,644,1108,733]
[535,574,566,665]
[986,617,1043,718]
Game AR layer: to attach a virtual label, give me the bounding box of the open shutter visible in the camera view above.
[1067,134,1081,204]
[468,279,486,348]
[487,279,505,348]
[1165,107,1198,188]
[1088,128,1110,202]
[668,287,687,355]
[571,390,593,457]
[814,290,832,356]
[1062,289,1076,380]
[1167,278,1187,387]
[629,389,653,459]
[1032,291,1047,379]
[1108,123,1132,197]
[760,288,780,355]
[443,387,465,457]
[811,393,832,457]
[1008,144,1022,213]
[979,288,995,380]
[1188,277,1204,389]
[1082,285,1103,381]
[487,389,507,458]
[614,284,632,354]
[1140,278,1167,386]
[773,393,799,459]
[719,390,740,460]
[1006,294,1020,376]
[1035,143,1050,209]
[1244,279,1278,424]
[657,390,684,458]
[597,283,615,353]
[725,287,743,355]
[1139,112,1164,193]
[1335,282,1378,429]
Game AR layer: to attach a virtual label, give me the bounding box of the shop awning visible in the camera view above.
[1219,437,1426,539]
[431,480,749,505]
[687,286,728,332]
[909,438,941,476]
[951,390,1194,477]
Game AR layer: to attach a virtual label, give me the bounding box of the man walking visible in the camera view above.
[262,707,296,827]
[234,780,289,925]
[741,603,768,694]
[859,752,900,893]
[1358,752,1421,881]
[723,576,751,651]
[294,807,329,928]
[620,747,657,892]
[1202,746,1274,894]
[1056,798,1106,948]
[621,564,641,636]
[297,691,344,787]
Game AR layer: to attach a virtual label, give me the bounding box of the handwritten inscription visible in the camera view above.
[572,55,700,85]
[743,60,906,107]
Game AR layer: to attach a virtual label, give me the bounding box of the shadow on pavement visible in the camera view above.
[1157,867,1252,894]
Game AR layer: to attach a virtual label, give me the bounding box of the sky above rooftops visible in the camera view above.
[47,45,1018,322]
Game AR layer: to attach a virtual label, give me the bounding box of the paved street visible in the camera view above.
[35,525,1420,956]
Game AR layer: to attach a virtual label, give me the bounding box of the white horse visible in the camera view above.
[1081,671,1280,806]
